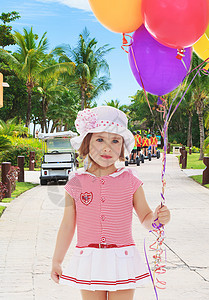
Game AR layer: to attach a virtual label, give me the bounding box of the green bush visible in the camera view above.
[0,144,43,168]
[191,146,200,153]
[9,137,42,148]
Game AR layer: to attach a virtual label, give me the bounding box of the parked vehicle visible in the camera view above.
[38,131,78,185]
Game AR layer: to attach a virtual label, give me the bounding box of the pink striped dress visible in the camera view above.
[59,168,150,291]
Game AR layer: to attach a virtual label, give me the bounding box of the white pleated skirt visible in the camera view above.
[59,246,150,291]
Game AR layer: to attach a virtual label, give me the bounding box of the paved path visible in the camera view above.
[0,155,209,300]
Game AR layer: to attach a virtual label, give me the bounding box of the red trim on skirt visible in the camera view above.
[60,272,150,285]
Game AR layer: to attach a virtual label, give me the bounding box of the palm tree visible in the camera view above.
[57,28,113,110]
[36,76,67,133]
[0,28,75,127]
[204,112,209,155]
[47,90,80,133]
[104,99,121,108]
[0,27,48,127]
[189,53,209,160]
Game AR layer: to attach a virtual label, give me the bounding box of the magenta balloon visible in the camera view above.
[128,25,192,96]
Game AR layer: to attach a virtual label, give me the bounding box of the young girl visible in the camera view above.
[51,106,170,300]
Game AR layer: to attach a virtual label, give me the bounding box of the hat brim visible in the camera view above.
[71,125,134,154]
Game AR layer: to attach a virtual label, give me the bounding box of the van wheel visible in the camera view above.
[40,179,47,185]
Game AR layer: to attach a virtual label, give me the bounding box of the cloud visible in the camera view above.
[37,0,91,11]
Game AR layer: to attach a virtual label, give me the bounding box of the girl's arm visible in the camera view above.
[133,186,170,230]
[52,191,76,265]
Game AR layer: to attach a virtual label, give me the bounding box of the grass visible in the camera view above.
[24,167,41,171]
[0,206,6,217]
[177,152,205,169]
[1,182,38,203]
[191,175,209,189]
[186,153,206,169]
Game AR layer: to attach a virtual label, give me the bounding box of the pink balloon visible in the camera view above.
[141,0,209,49]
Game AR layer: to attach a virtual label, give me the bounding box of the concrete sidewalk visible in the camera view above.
[0,155,209,300]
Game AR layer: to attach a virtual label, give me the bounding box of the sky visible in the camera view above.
[0,0,141,107]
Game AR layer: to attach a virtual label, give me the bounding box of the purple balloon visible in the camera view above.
[128,25,192,96]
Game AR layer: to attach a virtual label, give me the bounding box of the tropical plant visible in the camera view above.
[0,118,28,136]
[47,89,80,132]
[189,52,209,159]
[204,112,209,155]
[8,136,42,148]
[0,27,75,127]
[0,11,20,48]
[56,27,113,110]
[0,135,11,152]
[0,27,48,127]
[0,144,42,168]
[35,76,66,132]
[104,99,122,109]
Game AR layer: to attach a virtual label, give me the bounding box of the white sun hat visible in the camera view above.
[71,106,134,154]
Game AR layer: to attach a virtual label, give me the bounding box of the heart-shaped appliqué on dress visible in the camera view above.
[80,192,93,205]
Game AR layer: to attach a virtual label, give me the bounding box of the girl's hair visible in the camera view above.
[78,133,125,161]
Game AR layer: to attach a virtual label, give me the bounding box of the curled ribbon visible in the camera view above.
[121,33,133,53]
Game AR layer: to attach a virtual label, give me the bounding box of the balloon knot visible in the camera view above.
[121,33,133,54]
[176,49,185,60]
[122,33,128,45]
[157,96,163,106]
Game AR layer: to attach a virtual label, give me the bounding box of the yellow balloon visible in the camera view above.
[193,34,209,69]
[205,25,209,39]
[88,0,143,33]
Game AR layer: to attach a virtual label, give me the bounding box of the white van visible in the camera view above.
[38,131,78,185]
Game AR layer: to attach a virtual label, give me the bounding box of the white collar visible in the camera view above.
[76,167,127,178]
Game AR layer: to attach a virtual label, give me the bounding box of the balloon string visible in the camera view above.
[186,56,209,77]
[167,61,205,124]
[121,33,133,53]
[144,238,159,300]
[128,43,209,298]
[149,57,209,294]
[130,46,158,125]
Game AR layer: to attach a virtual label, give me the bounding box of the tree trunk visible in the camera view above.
[33,120,36,138]
[42,96,49,133]
[26,87,32,127]
[196,97,205,160]
[81,88,85,110]
[50,121,56,133]
[187,113,193,147]
[198,112,205,160]
[40,121,44,133]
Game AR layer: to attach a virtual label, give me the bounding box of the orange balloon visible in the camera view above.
[88,0,143,33]
[193,34,209,69]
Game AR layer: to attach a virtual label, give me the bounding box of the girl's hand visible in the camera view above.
[51,262,62,284]
[154,205,170,226]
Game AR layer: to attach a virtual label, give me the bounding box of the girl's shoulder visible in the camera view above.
[124,167,139,179]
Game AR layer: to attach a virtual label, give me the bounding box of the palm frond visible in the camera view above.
[39,61,75,78]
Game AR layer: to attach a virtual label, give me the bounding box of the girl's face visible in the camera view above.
[89,132,123,168]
